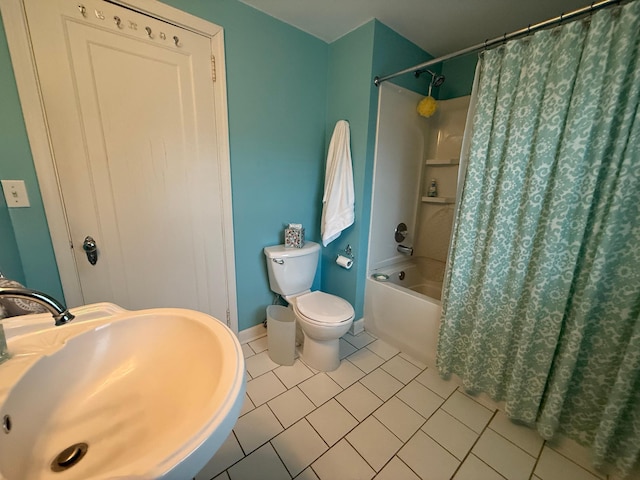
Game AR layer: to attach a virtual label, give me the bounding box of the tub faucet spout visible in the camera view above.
[397,244,414,256]
[0,287,75,326]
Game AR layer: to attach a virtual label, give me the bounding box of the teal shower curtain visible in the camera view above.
[437,1,640,475]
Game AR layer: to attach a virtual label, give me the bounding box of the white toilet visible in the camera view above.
[264,241,354,371]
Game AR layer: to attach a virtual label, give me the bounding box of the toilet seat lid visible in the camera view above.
[296,291,354,324]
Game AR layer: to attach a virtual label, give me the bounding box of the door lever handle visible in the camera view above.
[83,236,98,265]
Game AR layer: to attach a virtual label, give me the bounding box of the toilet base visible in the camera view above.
[301,336,341,372]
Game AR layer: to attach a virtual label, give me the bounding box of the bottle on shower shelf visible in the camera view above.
[428,179,438,197]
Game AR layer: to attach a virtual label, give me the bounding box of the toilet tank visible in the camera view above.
[264,241,321,296]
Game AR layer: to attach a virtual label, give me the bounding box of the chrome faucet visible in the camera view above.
[0,287,75,326]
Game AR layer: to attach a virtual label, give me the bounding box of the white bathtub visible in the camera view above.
[364,257,444,367]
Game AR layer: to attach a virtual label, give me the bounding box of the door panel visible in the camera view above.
[23,0,229,319]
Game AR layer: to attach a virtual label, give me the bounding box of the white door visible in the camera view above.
[21,0,234,324]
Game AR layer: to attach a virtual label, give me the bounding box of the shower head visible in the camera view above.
[414,69,446,87]
[432,73,445,87]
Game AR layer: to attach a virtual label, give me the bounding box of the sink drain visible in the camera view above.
[51,443,88,472]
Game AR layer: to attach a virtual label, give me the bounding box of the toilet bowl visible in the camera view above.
[290,291,354,371]
[263,241,355,372]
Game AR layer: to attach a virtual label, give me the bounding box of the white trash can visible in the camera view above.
[267,305,296,366]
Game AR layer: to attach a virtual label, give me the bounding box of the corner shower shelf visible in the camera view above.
[421,196,455,204]
[425,158,459,166]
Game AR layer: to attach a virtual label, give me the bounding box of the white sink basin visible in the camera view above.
[0,304,245,480]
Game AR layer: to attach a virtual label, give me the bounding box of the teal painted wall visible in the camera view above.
[0,198,24,284]
[372,22,437,98]
[322,20,433,319]
[322,21,376,317]
[439,53,478,100]
[0,17,62,297]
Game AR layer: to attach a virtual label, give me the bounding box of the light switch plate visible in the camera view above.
[1,180,30,208]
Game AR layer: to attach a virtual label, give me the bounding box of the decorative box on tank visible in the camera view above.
[285,223,305,248]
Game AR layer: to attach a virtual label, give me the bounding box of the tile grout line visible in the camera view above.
[233,335,341,480]
[342,435,383,475]
[304,405,347,449]
[268,361,367,478]
[372,370,459,478]
[297,381,329,409]
[394,454,425,480]
[387,414,437,480]
[526,438,547,480]
[359,411,426,476]
[233,427,249,458]
[273,415,331,479]
[466,454,508,480]
[445,386,554,480]
[217,431,249,480]
[234,401,288,463]
[345,398,419,474]
[389,375,454,422]
[300,343,424,478]
[399,353,429,370]
[267,438,294,479]
[446,407,501,479]
[488,422,543,459]
[455,390,607,480]
[544,442,610,480]
[260,337,371,472]
[415,387,501,477]
[231,417,302,480]
[379,359,422,385]
[359,374,404,404]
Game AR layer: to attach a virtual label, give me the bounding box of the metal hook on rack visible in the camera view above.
[173,36,181,47]
[78,4,86,17]
[114,16,123,28]
[145,26,153,38]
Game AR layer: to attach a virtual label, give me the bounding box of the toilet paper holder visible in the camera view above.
[336,244,354,270]
[335,244,355,269]
[339,244,354,260]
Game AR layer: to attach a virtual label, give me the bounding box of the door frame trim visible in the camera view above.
[0,0,238,333]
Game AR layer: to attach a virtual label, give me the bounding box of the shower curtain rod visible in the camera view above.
[374,0,622,87]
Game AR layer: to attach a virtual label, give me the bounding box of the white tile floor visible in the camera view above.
[195,331,633,480]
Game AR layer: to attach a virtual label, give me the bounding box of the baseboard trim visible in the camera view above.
[350,317,364,336]
[238,322,267,344]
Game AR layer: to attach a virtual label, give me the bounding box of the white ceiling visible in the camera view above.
[238,0,591,57]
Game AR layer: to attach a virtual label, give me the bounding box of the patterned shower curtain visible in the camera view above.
[437,1,640,476]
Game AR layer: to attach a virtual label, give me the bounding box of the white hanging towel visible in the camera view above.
[321,120,355,247]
